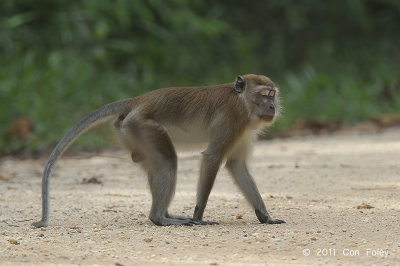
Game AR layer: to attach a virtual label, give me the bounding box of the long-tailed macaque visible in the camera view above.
[32,74,285,227]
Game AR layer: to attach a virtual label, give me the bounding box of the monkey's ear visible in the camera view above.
[234,75,246,93]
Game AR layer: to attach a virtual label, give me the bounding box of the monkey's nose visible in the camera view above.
[269,104,275,110]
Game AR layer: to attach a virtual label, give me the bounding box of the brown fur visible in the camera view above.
[136,83,248,125]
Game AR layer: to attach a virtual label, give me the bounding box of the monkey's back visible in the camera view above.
[137,84,248,126]
[133,83,249,149]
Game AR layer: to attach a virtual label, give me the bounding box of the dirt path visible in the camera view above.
[1,129,399,265]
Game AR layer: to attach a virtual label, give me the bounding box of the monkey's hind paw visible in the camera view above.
[151,217,198,226]
[165,213,192,220]
[165,213,217,225]
[32,220,47,228]
[192,220,219,225]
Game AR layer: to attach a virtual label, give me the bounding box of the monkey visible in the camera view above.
[32,74,285,227]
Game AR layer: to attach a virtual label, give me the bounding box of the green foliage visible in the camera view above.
[1,0,399,153]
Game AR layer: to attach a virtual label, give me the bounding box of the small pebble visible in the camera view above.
[144,237,153,243]
[8,239,19,245]
[357,203,374,209]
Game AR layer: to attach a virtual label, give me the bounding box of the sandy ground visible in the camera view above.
[0,129,399,265]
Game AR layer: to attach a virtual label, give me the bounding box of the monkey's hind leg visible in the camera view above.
[126,119,197,226]
[146,153,196,226]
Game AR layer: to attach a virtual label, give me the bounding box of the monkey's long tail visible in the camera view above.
[32,99,134,228]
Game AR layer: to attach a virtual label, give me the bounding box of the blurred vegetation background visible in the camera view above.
[1,0,400,155]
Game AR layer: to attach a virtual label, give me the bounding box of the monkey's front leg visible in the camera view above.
[192,151,221,225]
[226,159,285,224]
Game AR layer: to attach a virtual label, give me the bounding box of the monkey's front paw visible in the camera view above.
[32,220,47,228]
[265,218,285,224]
[255,209,285,224]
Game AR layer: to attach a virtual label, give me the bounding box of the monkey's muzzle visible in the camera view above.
[260,101,275,121]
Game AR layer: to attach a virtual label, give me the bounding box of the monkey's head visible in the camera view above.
[234,74,281,124]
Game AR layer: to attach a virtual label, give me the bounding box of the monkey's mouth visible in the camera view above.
[260,115,274,121]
